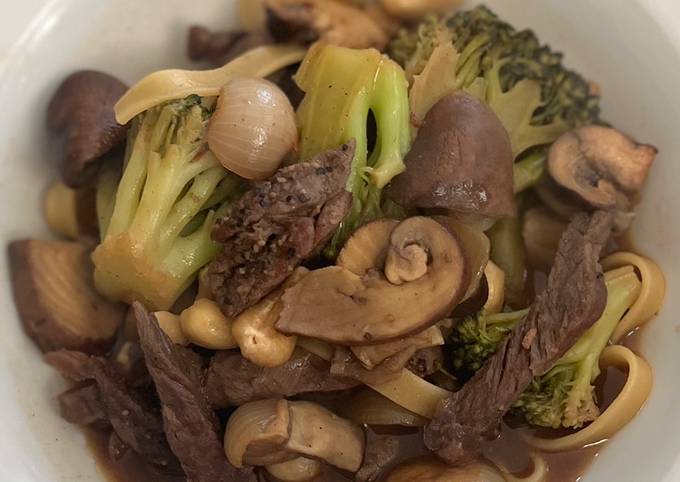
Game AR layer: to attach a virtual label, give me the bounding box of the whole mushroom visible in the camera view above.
[47,70,129,187]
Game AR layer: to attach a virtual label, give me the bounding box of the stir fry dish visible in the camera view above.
[9,1,666,481]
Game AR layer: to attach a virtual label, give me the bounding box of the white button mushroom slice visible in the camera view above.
[276,217,469,345]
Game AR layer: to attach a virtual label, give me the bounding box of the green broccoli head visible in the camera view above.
[295,43,411,257]
[450,309,529,382]
[92,96,242,311]
[389,5,601,186]
[513,268,642,429]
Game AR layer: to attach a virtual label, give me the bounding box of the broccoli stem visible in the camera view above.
[93,98,241,311]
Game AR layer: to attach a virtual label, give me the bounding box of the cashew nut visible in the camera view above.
[180,298,237,349]
[232,268,307,368]
[154,311,189,346]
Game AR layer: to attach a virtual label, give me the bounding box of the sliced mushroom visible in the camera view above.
[225,399,365,472]
[276,217,468,344]
[351,325,444,370]
[47,71,128,187]
[433,216,490,300]
[387,92,515,219]
[266,457,322,482]
[337,219,399,275]
[548,125,657,211]
[386,458,505,482]
[8,240,125,352]
[266,0,388,50]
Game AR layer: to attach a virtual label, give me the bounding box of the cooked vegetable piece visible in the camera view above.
[207,77,298,180]
[339,389,428,427]
[425,211,612,464]
[93,96,242,311]
[522,206,567,268]
[548,125,657,231]
[388,5,602,196]
[295,43,411,255]
[266,457,322,482]
[266,0,388,49]
[351,325,444,370]
[153,311,189,346]
[487,214,529,307]
[449,309,530,382]
[208,141,353,317]
[433,216,490,300]
[386,458,506,482]
[387,93,515,220]
[277,217,468,344]
[188,26,271,65]
[114,45,306,124]
[47,70,128,187]
[336,219,400,275]
[8,240,124,353]
[514,267,642,429]
[224,398,365,472]
[43,180,98,239]
[134,303,256,482]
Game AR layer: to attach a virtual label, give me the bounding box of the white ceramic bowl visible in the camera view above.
[1,1,679,481]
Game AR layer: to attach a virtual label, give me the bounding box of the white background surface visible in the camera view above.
[0,1,678,480]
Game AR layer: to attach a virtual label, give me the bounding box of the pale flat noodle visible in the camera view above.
[298,337,451,419]
[483,259,505,315]
[601,252,666,343]
[528,345,652,452]
[114,45,307,124]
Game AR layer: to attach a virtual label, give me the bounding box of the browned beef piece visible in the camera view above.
[188,26,273,65]
[356,428,400,482]
[205,350,359,407]
[208,142,354,317]
[45,350,177,469]
[134,303,256,482]
[58,383,107,426]
[424,211,613,464]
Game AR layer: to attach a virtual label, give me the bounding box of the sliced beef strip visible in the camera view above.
[206,349,359,407]
[134,303,256,482]
[45,350,178,469]
[208,141,354,317]
[58,383,107,426]
[424,211,613,464]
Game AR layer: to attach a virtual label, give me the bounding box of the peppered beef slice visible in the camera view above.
[208,141,354,317]
[134,302,256,482]
[424,211,613,464]
[45,350,178,469]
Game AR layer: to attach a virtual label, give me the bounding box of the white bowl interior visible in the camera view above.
[0,0,679,480]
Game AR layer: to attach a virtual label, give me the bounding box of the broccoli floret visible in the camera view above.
[389,5,600,167]
[92,96,242,311]
[450,308,529,382]
[295,43,411,257]
[514,269,642,429]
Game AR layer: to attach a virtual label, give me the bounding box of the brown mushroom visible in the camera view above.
[8,239,125,352]
[187,26,273,65]
[276,217,468,344]
[266,0,388,50]
[547,125,657,211]
[225,399,365,472]
[337,219,399,275]
[387,92,515,219]
[47,70,128,187]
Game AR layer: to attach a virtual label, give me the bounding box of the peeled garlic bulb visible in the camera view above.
[208,77,297,180]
